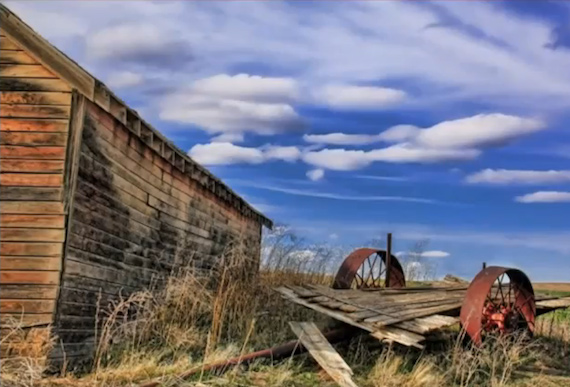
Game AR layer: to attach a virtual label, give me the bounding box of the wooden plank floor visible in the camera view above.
[276,285,570,348]
[276,285,463,348]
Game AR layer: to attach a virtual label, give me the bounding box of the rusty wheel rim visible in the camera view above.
[332,248,406,289]
[460,266,535,345]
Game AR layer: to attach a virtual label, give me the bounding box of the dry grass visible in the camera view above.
[2,234,570,387]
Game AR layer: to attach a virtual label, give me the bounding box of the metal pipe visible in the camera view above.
[386,233,392,287]
[139,326,357,387]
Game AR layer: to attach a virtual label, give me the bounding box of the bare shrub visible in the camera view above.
[0,318,54,387]
[366,346,444,387]
[442,330,535,386]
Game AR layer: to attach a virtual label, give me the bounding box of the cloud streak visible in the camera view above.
[234,182,438,204]
[466,169,570,185]
[515,191,570,203]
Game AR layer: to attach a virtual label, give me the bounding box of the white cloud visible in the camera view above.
[188,142,301,165]
[306,169,325,181]
[300,112,540,170]
[303,133,381,146]
[10,0,570,114]
[87,23,181,62]
[466,169,570,185]
[315,84,406,109]
[160,74,304,136]
[106,71,143,89]
[368,144,480,163]
[395,250,450,258]
[189,142,264,165]
[262,145,302,162]
[192,74,298,103]
[302,149,371,171]
[515,191,570,203]
[211,133,245,143]
[302,145,479,171]
[329,233,339,240]
[413,114,546,149]
[377,125,420,143]
[421,250,450,258]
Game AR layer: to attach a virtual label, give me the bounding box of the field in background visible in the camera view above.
[1,231,569,387]
[534,283,570,297]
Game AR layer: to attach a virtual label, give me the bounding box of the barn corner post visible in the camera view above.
[49,90,86,364]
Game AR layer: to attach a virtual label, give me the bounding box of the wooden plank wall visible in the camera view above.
[0,32,71,356]
[53,99,262,362]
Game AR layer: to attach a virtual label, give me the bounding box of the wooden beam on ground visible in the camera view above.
[289,322,358,387]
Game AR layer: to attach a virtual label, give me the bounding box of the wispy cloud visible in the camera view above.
[515,191,570,203]
[295,220,570,255]
[466,169,570,185]
[234,182,438,204]
[395,250,450,258]
[355,175,409,182]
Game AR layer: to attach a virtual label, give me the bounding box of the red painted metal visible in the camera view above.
[332,248,406,289]
[460,266,535,345]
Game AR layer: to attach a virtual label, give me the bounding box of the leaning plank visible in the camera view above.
[290,322,358,387]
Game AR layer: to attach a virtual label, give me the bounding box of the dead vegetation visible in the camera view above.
[1,229,569,387]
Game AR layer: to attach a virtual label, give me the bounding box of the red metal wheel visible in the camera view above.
[460,266,535,345]
[332,248,406,289]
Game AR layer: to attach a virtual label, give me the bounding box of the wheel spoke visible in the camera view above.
[499,275,505,306]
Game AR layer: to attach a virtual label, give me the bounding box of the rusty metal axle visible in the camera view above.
[139,326,358,387]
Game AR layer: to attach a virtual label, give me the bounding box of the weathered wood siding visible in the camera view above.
[0,32,71,355]
[53,99,262,362]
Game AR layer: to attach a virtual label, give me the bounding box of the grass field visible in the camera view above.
[2,245,569,387]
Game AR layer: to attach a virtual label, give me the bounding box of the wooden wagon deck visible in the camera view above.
[276,284,570,349]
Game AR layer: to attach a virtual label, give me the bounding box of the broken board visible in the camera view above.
[290,321,358,387]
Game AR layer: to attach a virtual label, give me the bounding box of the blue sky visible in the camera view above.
[8,0,570,281]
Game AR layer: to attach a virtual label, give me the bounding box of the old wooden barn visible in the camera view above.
[0,4,272,365]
